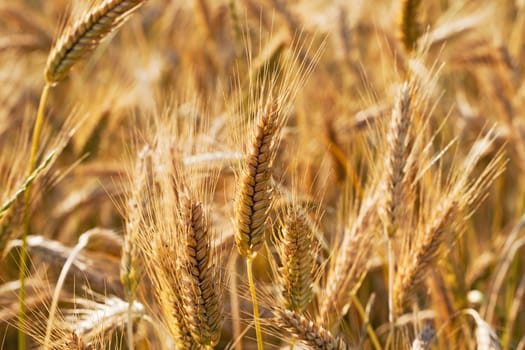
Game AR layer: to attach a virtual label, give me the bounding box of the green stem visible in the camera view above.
[19,83,51,350]
[246,258,264,350]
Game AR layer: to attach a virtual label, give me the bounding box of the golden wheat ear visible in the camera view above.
[45,0,146,84]
[275,308,348,350]
[234,99,280,260]
[276,206,316,313]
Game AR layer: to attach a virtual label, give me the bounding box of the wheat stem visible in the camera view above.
[247,258,264,350]
[19,82,51,350]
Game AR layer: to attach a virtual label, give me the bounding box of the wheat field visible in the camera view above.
[0,0,524,349]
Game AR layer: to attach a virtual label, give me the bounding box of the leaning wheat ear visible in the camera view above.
[45,0,146,84]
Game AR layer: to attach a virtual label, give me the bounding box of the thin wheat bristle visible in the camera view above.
[180,195,222,348]
[399,0,422,52]
[276,309,348,350]
[278,207,315,313]
[234,100,280,259]
[45,0,145,83]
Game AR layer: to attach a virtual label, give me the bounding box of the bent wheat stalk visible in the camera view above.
[20,2,147,348]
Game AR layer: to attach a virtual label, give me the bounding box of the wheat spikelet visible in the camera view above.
[276,309,348,350]
[234,100,280,259]
[277,206,315,313]
[399,0,422,52]
[179,195,222,348]
[383,82,415,239]
[45,0,146,83]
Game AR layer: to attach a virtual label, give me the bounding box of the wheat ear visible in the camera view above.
[234,100,279,259]
[45,0,146,84]
[399,0,422,52]
[382,81,416,340]
[276,309,348,350]
[278,207,315,313]
[234,99,280,350]
[179,196,222,348]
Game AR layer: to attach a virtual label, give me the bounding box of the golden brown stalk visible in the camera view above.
[398,0,422,52]
[45,0,146,83]
[234,100,280,259]
[179,196,222,348]
[277,207,315,313]
[276,309,348,350]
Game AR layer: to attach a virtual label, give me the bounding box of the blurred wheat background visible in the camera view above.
[0,0,524,349]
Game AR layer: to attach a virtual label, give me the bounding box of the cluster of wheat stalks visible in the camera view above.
[1,0,525,349]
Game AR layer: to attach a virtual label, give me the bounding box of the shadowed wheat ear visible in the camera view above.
[45,0,146,84]
[276,206,316,313]
[179,195,222,348]
[275,309,349,350]
[399,0,422,52]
